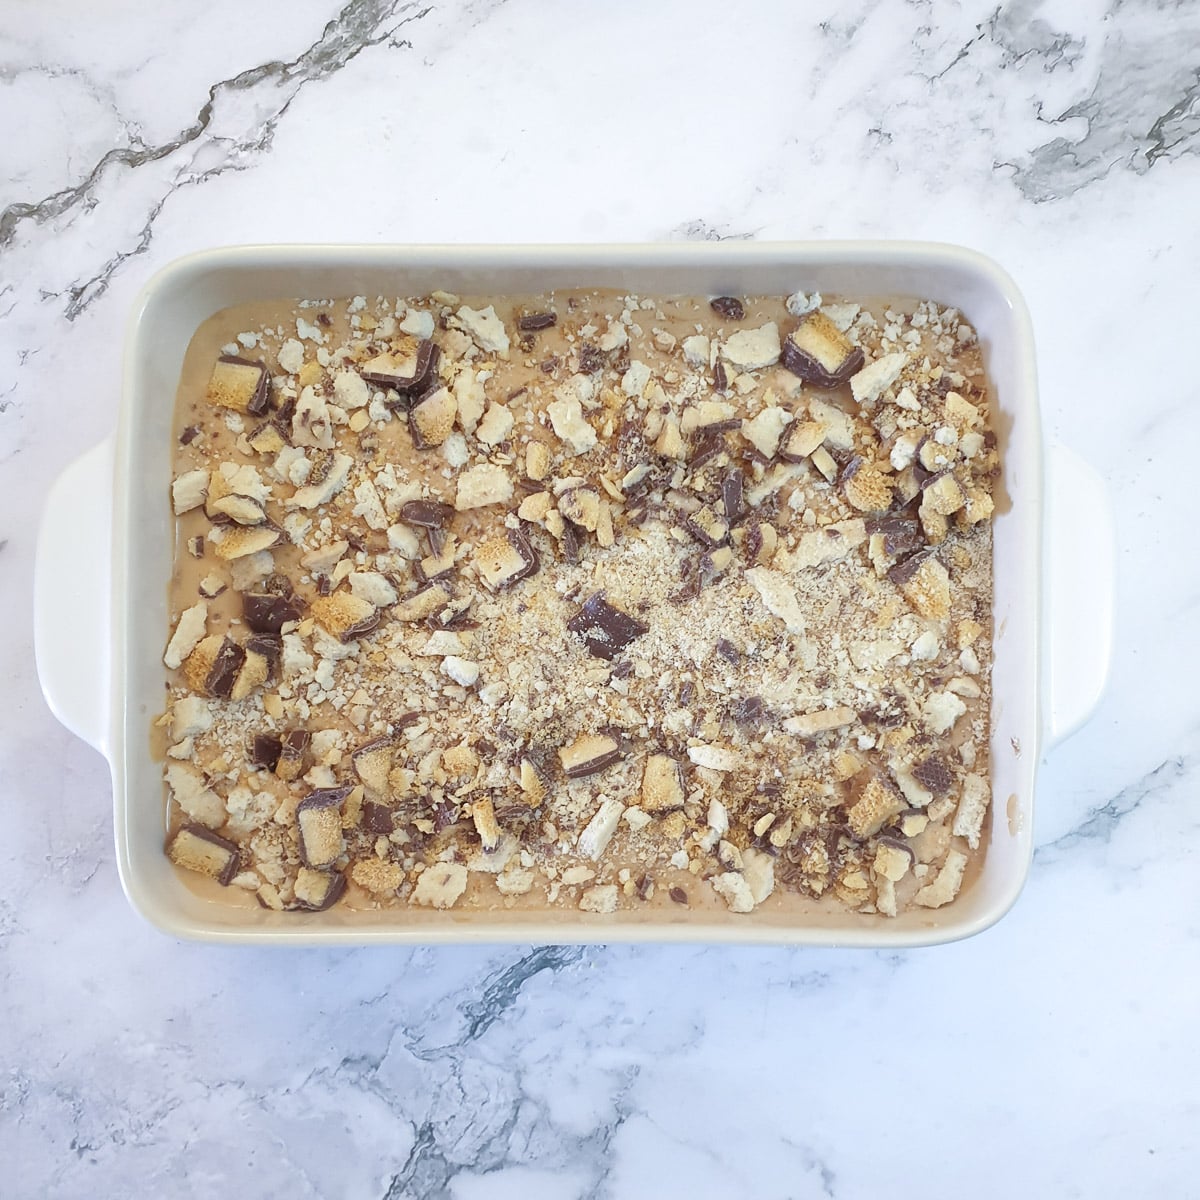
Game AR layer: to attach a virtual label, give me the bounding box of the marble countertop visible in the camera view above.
[3,1,1197,1195]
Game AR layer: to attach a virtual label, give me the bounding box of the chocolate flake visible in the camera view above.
[567,591,649,661]
[712,359,729,395]
[869,513,924,558]
[887,547,935,586]
[669,886,689,905]
[689,431,725,469]
[715,638,740,664]
[274,396,296,427]
[912,756,954,796]
[743,522,763,563]
[731,695,764,725]
[362,802,397,835]
[518,311,557,332]
[243,592,303,634]
[561,520,582,565]
[721,468,745,524]
[429,602,478,632]
[509,526,540,581]
[399,499,454,529]
[275,729,311,782]
[577,344,604,374]
[710,296,745,321]
[250,734,283,772]
[245,634,282,684]
[205,638,246,700]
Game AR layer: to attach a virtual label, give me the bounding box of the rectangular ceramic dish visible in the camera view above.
[34,242,1114,945]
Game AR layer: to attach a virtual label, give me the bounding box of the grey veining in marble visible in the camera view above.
[3,0,1199,1195]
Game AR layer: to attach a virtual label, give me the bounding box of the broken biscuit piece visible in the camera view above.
[392,582,452,623]
[685,505,729,549]
[208,493,266,526]
[519,756,549,807]
[206,356,270,415]
[577,796,625,859]
[360,339,439,396]
[778,420,828,463]
[721,322,781,371]
[913,848,968,908]
[349,859,402,897]
[164,602,208,671]
[172,469,209,515]
[352,738,395,796]
[897,555,952,622]
[210,523,284,561]
[472,796,502,853]
[293,867,347,911]
[640,754,685,813]
[275,730,310,782]
[841,458,893,513]
[474,528,539,590]
[411,861,468,908]
[455,463,514,510]
[780,312,864,387]
[559,733,623,779]
[296,787,348,869]
[847,776,905,839]
[409,386,458,449]
[229,635,278,701]
[311,591,379,642]
[167,824,241,885]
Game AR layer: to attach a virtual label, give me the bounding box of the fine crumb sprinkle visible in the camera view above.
[159,288,998,920]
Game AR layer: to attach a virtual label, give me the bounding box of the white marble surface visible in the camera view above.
[2,0,1198,1194]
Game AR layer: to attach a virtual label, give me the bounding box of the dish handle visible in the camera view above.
[35,438,113,756]
[1042,442,1115,751]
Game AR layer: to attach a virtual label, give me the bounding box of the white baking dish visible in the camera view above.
[34,243,1114,945]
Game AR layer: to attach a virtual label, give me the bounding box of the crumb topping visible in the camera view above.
[158,289,997,918]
